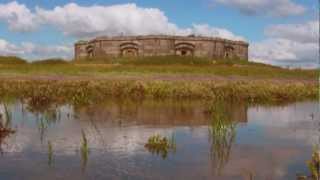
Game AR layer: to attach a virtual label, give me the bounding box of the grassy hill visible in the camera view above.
[0,56,317,79]
[0,56,318,103]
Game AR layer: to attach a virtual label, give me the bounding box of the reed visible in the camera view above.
[0,80,317,106]
[208,102,236,175]
[80,129,89,171]
[0,104,15,153]
[307,147,320,179]
[47,140,53,167]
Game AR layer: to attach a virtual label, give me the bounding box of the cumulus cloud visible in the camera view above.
[214,0,306,17]
[250,38,318,68]
[250,20,319,68]
[0,2,244,41]
[0,39,25,55]
[0,1,38,31]
[265,21,318,43]
[188,24,245,40]
[0,39,72,60]
[35,3,180,38]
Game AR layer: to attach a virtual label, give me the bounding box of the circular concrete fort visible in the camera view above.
[74,35,249,60]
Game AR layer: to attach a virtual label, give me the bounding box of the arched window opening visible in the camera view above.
[224,46,234,59]
[174,42,195,57]
[120,42,139,57]
[86,45,94,58]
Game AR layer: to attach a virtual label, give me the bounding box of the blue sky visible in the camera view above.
[0,0,318,68]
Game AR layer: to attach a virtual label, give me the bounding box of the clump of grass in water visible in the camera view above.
[47,140,53,167]
[80,130,89,172]
[208,101,236,175]
[296,147,320,180]
[306,147,320,179]
[2,103,12,128]
[0,103,15,153]
[144,134,176,159]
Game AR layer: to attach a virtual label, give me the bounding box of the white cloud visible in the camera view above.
[214,0,306,17]
[265,21,318,43]
[0,1,38,32]
[250,38,318,68]
[35,3,180,38]
[189,24,245,40]
[0,39,25,55]
[0,39,72,60]
[250,20,319,68]
[35,3,244,40]
[0,2,244,41]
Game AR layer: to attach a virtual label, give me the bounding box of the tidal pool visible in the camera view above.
[0,99,318,180]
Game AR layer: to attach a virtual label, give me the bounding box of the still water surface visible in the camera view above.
[0,99,318,180]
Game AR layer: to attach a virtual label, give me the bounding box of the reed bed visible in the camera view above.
[0,79,317,105]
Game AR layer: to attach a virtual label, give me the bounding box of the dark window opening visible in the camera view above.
[181,50,187,56]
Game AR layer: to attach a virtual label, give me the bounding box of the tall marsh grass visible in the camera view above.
[208,102,236,175]
[80,129,89,171]
[0,80,317,105]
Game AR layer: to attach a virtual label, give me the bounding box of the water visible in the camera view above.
[0,99,318,180]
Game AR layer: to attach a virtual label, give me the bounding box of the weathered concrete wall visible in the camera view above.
[74,35,249,60]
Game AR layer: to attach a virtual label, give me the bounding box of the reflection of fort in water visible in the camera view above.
[73,100,248,126]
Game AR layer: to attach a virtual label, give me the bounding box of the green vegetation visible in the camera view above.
[0,56,317,79]
[31,58,69,65]
[0,56,317,104]
[297,147,320,180]
[80,129,89,172]
[0,80,317,105]
[47,140,53,167]
[145,134,176,159]
[208,102,236,175]
[0,56,27,64]
[307,147,320,179]
[0,103,15,153]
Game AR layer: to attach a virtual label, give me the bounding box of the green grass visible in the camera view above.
[0,56,317,79]
[0,56,27,64]
[0,56,317,103]
[306,146,320,180]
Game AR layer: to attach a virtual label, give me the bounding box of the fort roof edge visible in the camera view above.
[75,35,249,46]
